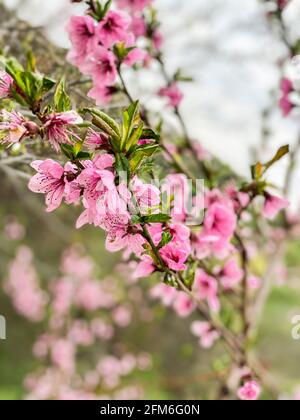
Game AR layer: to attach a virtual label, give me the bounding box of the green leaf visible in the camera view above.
[131,214,142,225]
[140,128,160,142]
[264,145,290,171]
[113,43,135,61]
[83,108,121,141]
[142,214,171,224]
[76,151,93,160]
[115,153,131,180]
[158,231,173,248]
[126,122,144,152]
[26,50,36,72]
[129,144,160,173]
[41,77,56,94]
[102,0,112,17]
[251,162,263,181]
[61,143,75,160]
[121,101,140,150]
[54,79,71,112]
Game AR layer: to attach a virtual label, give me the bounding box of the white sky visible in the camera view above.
[4,0,300,205]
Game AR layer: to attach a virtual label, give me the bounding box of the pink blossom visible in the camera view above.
[225,183,250,211]
[68,320,94,346]
[116,0,153,11]
[237,381,261,401]
[124,47,148,66]
[194,269,220,312]
[280,78,293,94]
[0,110,29,144]
[83,47,117,86]
[130,15,147,37]
[159,83,183,108]
[43,111,82,152]
[263,193,289,220]
[169,223,191,244]
[131,178,161,212]
[51,339,75,374]
[132,258,155,279]
[28,160,67,212]
[96,11,130,48]
[4,216,25,241]
[67,15,96,68]
[75,280,115,311]
[173,292,196,317]
[0,70,14,98]
[203,202,237,240]
[279,95,293,117]
[149,283,178,306]
[190,321,220,349]
[112,305,132,327]
[278,0,290,10]
[152,29,163,51]
[85,128,109,151]
[160,243,189,271]
[192,141,210,161]
[5,247,48,322]
[87,84,115,105]
[76,154,115,208]
[220,258,243,289]
[247,275,262,290]
[91,319,114,341]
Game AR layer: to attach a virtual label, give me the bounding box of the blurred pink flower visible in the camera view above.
[220,258,243,289]
[203,202,237,240]
[160,243,188,271]
[194,269,220,312]
[83,47,117,85]
[158,83,183,108]
[280,78,293,94]
[263,193,289,220]
[96,11,130,48]
[87,84,116,105]
[173,292,196,317]
[67,15,96,68]
[51,339,76,373]
[238,381,261,401]
[116,0,153,11]
[190,321,220,348]
[279,96,293,117]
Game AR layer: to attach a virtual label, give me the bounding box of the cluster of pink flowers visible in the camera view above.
[5,246,48,322]
[0,105,82,151]
[67,4,150,105]
[7,245,154,400]
[0,110,39,144]
[279,78,294,117]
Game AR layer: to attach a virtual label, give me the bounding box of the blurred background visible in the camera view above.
[1,0,300,400]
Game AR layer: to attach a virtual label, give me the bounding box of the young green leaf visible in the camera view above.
[54,79,72,113]
[83,108,121,141]
[121,101,140,150]
[141,214,171,224]
[264,145,289,171]
[126,122,144,152]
